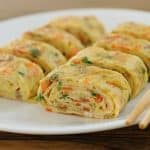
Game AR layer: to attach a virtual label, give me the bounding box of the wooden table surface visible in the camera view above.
[0,126,150,150]
[0,0,150,149]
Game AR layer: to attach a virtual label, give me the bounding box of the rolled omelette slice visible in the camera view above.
[2,39,66,74]
[37,64,131,119]
[94,33,150,75]
[0,53,44,101]
[113,22,150,41]
[48,16,105,46]
[68,47,148,97]
[23,26,84,58]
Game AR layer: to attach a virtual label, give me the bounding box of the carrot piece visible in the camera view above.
[83,107,90,111]
[41,80,50,92]
[70,48,79,57]
[58,105,67,110]
[112,44,131,52]
[62,87,73,91]
[25,62,39,76]
[80,98,90,102]
[72,59,80,64]
[75,98,90,103]
[107,81,119,88]
[75,102,81,106]
[13,47,27,55]
[95,95,103,103]
[46,108,52,112]
[25,61,35,68]
[1,67,12,75]
[83,77,89,85]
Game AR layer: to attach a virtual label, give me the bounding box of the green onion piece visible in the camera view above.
[82,57,93,64]
[91,91,98,97]
[60,93,69,99]
[18,71,25,76]
[57,81,62,90]
[36,93,44,101]
[29,48,40,58]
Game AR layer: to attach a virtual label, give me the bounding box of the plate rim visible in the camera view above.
[0,8,150,24]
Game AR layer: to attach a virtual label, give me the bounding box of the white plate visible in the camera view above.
[0,8,149,135]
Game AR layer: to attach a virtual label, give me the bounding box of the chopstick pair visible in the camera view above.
[126,90,150,129]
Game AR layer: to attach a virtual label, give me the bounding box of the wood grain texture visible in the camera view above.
[0,126,150,150]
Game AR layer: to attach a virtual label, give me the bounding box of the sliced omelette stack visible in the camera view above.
[0,54,44,101]
[68,47,148,97]
[94,33,150,76]
[0,16,149,119]
[113,22,150,41]
[37,64,131,119]
[1,39,66,74]
[47,16,105,46]
[23,26,84,58]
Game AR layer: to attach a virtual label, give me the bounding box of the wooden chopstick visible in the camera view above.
[139,107,150,129]
[126,89,150,126]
